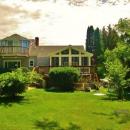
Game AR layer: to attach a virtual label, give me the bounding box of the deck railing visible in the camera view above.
[36,65,95,75]
[0,46,29,56]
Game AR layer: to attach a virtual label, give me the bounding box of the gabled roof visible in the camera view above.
[2,34,29,41]
[29,45,93,57]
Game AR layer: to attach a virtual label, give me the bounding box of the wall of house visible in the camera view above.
[0,57,29,68]
[37,57,50,66]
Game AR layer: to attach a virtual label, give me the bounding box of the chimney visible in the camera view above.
[35,37,39,46]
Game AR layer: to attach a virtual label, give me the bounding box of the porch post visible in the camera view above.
[59,56,61,66]
[88,57,91,66]
[69,47,71,66]
[50,56,52,66]
[79,53,81,66]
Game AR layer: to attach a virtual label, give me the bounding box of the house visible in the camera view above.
[29,38,94,75]
[0,34,30,69]
[0,34,95,78]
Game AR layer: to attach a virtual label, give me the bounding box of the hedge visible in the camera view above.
[49,67,80,91]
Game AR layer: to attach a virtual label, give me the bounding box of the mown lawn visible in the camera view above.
[0,89,130,130]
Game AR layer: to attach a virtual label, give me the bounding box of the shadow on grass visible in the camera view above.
[0,96,28,107]
[92,109,130,124]
[45,87,74,93]
[35,118,82,130]
[100,96,118,101]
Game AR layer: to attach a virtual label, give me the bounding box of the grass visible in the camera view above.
[0,89,130,130]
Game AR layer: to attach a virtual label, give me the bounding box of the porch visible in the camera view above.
[0,46,29,56]
[35,65,98,82]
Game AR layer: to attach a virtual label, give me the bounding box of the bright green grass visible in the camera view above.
[0,89,130,130]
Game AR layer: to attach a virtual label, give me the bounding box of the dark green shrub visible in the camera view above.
[49,67,80,91]
[0,72,26,97]
[0,68,43,97]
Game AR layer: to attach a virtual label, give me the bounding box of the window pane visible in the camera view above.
[72,57,79,66]
[8,40,13,46]
[81,57,88,66]
[61,57,69,66]
[61,49,69,54]
[29,60,34,67]
[52,57,59,66]
[71,49,79,54]
[4,61,20,69]
[22,40,29,48]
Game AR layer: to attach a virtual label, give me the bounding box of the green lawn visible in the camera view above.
[0,89,130,130]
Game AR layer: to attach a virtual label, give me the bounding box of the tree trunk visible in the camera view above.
[117,87,124,100]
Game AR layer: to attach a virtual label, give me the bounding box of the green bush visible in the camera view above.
[0,72,26,97]
[49,67,80,91]
[13,68,43,87]
[0,68,43,97]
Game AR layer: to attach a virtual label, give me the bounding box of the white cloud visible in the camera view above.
[0,0,130,45]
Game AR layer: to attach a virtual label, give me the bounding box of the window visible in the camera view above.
[61,49,69,54]
[61,57,69,66]
[21,40,29,48]
[8,40,13,46]
[56,52,59,55]
[51,57,59,66]
[71,49,79,54]
[4,60,21,69]
[81,57,88,66]
[29,59,34,67]
[72,57,79,66]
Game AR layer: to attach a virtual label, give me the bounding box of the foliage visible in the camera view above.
[27,70,43,85]
[86,26,94,53]
[101,25,119,51]
[0,72,26,97]
[105,50,129,100]
[13,68,43,86]
[49,67,80,91]
[0,68,43,97]
[115,18,130,44]
[94,28,102,57]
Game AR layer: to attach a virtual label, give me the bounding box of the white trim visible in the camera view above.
[29,59,34,67]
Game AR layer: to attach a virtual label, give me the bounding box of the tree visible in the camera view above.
[104,42,130,100]
[105,53,129,100]
[101,25,119,51]
[86,26,95,53]
[94,28,102,58]
[115,18,130,44]
[101,26,108,52]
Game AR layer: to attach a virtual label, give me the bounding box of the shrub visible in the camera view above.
[13,68,43,87]
[27,71,43,86]
[0,72,26,97]
[49,67,80,91]
[0,68,43,97]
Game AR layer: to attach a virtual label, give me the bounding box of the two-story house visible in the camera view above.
[0,34,30,69]
[0,34,95,79]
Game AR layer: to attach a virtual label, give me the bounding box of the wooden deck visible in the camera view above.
[34,65,99,82]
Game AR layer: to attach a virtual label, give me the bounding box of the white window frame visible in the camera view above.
[3,60,21,68]
[29,59,34,67]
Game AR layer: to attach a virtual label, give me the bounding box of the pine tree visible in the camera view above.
[86,26,94,53]
[94,27,101,56]
[101,25,119,51]
[102,26,108,51]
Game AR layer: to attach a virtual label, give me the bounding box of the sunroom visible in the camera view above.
[49,45,93,74]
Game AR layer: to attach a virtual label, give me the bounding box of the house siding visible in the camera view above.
[0,57,29,68]
[37,57,50,66]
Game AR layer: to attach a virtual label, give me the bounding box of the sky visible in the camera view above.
[0,0,130,45]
